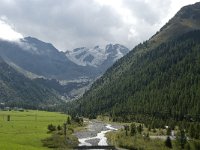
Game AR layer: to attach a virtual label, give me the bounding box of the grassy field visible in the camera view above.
[0,110,69,150]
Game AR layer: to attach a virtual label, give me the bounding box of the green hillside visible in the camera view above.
[76,30,200,121]
[0,58,62,109]
[72,3,200,125]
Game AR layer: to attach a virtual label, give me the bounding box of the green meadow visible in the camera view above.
[0,110,68,150]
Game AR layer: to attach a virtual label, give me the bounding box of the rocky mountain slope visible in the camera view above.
[0,37,98,80]
[151,2,200,44]
[65,44,129,68]
[0,36,129,101]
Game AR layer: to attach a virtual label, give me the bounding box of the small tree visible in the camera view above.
[188,124,195,139]
[195,124,200,139]
[67,116,71,124]
[180,130,187,149]
[130,123,137,136]
[7,115,10,121]
[165,136,172,148]
[47,124,56,132]
[124,125,129,136]
[63,123,67,138]
[137,124,143,134]
[146,132,149,138]
[78,117,83,126]
[57,125,62,131]
[177,129,187,149]
[74,116,83,125]
[153,128,157,133]
[167,127,172,136]
[144,132,150,141]
[148,125,151,131]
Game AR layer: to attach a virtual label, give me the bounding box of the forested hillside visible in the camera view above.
[74,30,200,123]
[71,3,200,125]
[0,57,62,109]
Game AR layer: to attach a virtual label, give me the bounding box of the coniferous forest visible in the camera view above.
[69,30,200,139]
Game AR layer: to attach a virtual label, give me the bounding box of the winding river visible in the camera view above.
[75,120,120,146]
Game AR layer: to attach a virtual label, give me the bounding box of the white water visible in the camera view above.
[78,137,92,146]
[78,124,117,146]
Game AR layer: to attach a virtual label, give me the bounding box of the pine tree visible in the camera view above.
[137,124,143,134]
[130,123,137,136]
[47,124,56,132]
[177,129,187,149]
[67,116,71,124]
[188,124,195,139]
[194,124,200,139]
[124,125,129,136]
[167,127,171,136]
[165,136,172,148]
[57,125,62,130]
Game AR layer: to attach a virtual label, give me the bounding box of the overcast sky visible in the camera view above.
[0,0,199,51]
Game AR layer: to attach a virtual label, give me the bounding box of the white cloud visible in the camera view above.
[0,17,23,41]
[0,0,199,50]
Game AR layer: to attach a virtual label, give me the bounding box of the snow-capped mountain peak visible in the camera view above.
[65,44,129,67]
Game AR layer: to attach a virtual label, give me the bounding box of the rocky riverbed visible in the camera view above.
[75,120,122,146]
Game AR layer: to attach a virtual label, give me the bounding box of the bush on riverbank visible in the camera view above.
[42,118,85,149]
[107,130,169,150]
[42,130,78,149]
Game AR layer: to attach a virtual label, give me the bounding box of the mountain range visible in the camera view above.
[0,37,129,80]
[0,36,129,106]
[65,44,129,69]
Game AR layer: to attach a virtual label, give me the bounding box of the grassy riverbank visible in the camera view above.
[106,125,200,150]
[107,131,170,150]
[97,115,200,149]
[0,110,80,150]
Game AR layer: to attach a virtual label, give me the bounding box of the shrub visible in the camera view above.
[165,136,172,148]
[130,123,137,136]
[47,124,56,132]
[57,125,62,131]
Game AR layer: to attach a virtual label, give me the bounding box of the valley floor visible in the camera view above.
[0,110,74,150]
[1,110,199,150]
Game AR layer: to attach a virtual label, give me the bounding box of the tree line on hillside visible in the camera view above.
[66,31,200,140]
